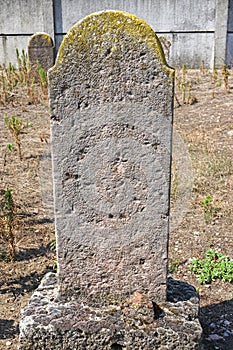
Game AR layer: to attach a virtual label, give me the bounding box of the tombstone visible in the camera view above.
[49,10,174,303]
[19,11,202,349]
[159,36,171,62]
[28,32,54,78]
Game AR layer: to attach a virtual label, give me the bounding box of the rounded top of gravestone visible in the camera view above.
[28,32,54,47]
[52,10,173,77]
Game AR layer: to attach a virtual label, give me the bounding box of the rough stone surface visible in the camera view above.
[18,273,202,350]
[18,11,202,350]
[28,32,54,76]
[49,10,174,304]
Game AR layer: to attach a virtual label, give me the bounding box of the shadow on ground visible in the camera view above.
[0,268,53,297]
[200,299,233,350]
[0,319,18,340]
[15,244,51,261]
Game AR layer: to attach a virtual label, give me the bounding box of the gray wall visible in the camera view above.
[0,0,54,64]
[54,0,216,68]
[0,0,232,68]
[227,0,233,66]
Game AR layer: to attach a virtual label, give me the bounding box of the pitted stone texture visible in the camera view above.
[28,32,54,77]
[18,273,202,350]
[49,10,174,304]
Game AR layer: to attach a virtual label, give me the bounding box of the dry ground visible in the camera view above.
[0,68,233,349]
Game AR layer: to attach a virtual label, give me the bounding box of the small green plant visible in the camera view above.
[6,143,13,151]
[212,66,218,83]
[210,67,218,98]
[186,81,197,105]
[176,65,196,105]
[0,189,16,261]
[4,115,32,160]
[222,64,230,92]
[190,249,233,284]
[168,259,182,274]
[201,194,220,223]
[201,193,212,208]
[37,62,47,87]
[16,48,30,84]
[181,64,187,104]
[200,152,232,180]
[0,49,48,105]
[37,62,48,100]
[200,60,205,74]
[0,65,12,104]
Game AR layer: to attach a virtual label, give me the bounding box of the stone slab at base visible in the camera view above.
[18,273,202,350]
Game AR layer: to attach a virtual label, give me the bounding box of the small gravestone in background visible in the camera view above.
[19,11,202,349]
[28,32,54,78]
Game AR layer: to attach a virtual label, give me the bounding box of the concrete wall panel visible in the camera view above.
[164,33,214,68]
[54,26,215,69]
[55,0,215,33]
[0,0,53,34]
[227,34,233,66]
[0,0,232,67]
[228,0,233,32]
[0,36,30,65]
[0,0,54,65]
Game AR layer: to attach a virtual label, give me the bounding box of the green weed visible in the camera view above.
[201,194,212,208]
[222,64,230,92]
[16,48,30,85]
[0,189,16,261]
[37,62,47,87]
[168,259,182,274]
[212,67,218,83]
[190,249,233,284]
[199,153,232,181]
[0,48,48,105]
[4,115,32,160]
[201,194,221,223]
[37,62,48,100]
[6,143,13,151]
[176,64,197,105]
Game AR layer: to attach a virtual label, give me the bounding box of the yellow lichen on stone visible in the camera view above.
[29,32,53,47]
[53,10,173,77]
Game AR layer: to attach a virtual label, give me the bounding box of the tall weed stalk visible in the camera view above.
[0,48,48,105]
[0,189,16,261]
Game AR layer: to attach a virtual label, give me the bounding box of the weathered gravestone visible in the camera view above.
[19,11,202,349]
[28,32,54,78]
[50,10,174,303]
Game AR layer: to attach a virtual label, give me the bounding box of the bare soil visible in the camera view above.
[0,69,233,349]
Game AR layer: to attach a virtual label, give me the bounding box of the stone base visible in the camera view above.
[18,273,202,350]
